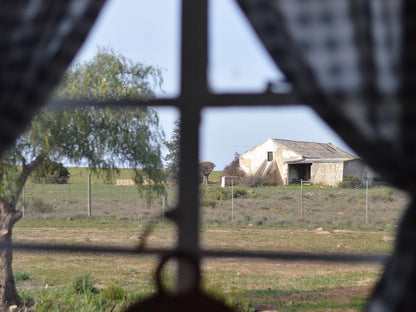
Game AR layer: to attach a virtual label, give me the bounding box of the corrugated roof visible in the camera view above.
[273,139,355,160]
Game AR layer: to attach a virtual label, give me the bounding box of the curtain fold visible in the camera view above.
[237,0,416,310]
[0,0,105,155]
[237,0,405,188]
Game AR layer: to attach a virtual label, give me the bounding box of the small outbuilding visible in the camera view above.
[239,138,369,186]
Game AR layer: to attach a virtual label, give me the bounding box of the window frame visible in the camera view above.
[16,0,386,293]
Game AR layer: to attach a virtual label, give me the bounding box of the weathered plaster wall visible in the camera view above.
[240,138,280,175]
[275,145,302,184]
[240,139,304,185]
[240,139,362,186]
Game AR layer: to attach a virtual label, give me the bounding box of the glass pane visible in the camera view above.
[5,104,180,309]
[200,106,352,170]
[74,0,181,98]
[208,0,284,92]
[200,106,407,310]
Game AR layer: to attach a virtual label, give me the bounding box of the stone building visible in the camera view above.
[239,138,368,186]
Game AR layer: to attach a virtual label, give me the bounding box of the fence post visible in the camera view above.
[231,178,234,221]
[365,179,369,225]
[162,196,165,217]
[88,174,92,217]
[301,179,304,218]
[22,186,25,217]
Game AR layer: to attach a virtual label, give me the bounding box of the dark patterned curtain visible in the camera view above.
[237,0,416,311]
[0,0,105,154]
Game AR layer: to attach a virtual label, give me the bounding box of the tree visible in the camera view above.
[222,153,245,178]
[31,158,70,184]
[200,161,215,185]
[164,118,180,181]
[0,47,165,308]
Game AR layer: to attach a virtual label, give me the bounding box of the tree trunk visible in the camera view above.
[0,202,22,312]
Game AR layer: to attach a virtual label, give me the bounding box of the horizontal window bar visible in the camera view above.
[2,242,387,264]
[48,92,299,109]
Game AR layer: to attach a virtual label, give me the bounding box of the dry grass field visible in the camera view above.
[12,168,408,311]
[14,219,391,311]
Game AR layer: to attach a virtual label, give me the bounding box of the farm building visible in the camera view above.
[239,138,370,186]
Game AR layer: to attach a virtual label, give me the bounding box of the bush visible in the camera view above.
[239,174,268,187]
[100,282,126,300]
[222,153,245,178]
[31,158,70,184]
[29,198,53,213]
[71,274,97,295]
[201,186,247,201]
[14,271,30,282]
[201,199,217,208]
[340,176,363,188]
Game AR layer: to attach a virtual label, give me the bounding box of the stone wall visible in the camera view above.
[311,162,344,186]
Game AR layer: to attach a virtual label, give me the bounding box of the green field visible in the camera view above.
[11,168,408,311]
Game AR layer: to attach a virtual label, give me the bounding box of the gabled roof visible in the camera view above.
[273,139,356,160]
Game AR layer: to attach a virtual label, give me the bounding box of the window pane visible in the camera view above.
[208,0,284,92]
[74,0,181,98]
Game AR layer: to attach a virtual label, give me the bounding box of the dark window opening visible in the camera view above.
[267,151,273,161]
[289,164,311,184]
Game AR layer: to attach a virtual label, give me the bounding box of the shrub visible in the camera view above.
[201,186,247,201]
[249,193,263,199]
[201,199,217,208]
[31,158,70,184]
[203,282,253,312]
[340,176,363,188]
[14,271,30,282]
[71,274,97,295]
[222,153,245,178]
[29,198,53,213]
[100,281,126,300]
[370,188,394,202]
[240,174,268,187]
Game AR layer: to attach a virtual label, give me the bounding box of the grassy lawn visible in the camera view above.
[12,168,407,311]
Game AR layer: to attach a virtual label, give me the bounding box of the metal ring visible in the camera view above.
[155,250,201,295]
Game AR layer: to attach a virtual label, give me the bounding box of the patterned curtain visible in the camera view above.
[0,0,105,154]
[237,0,416,311]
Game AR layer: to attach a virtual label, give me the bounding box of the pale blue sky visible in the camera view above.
[75,0,351,169]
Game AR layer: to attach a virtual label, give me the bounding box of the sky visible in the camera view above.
[74,0,352,170]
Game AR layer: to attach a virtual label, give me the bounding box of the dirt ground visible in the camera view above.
[12,224,385,311]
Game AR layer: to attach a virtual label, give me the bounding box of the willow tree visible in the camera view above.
[0,48,165,308]
[164,118,181,182]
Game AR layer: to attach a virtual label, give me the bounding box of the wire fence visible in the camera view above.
[200,178,408,229]
[18,176,408,229]
[18,176,171,220]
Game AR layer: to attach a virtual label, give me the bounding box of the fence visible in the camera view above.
[17,175,408,229]
[17,175,172,220]
[201,178,408,229]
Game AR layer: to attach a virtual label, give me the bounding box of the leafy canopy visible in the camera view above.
[0,47,165,205]
[31,159,70,184]
[223,153,245,178]
[164,118,180,181]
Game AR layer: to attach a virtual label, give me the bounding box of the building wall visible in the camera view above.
[240,139,303,185]
[240,139,362,186]
[240,138,279,174]
[343,159,365,179]
[275,145,302,184]
[310,162,344,186]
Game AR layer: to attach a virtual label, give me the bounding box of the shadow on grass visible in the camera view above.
[214,287,368,312]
